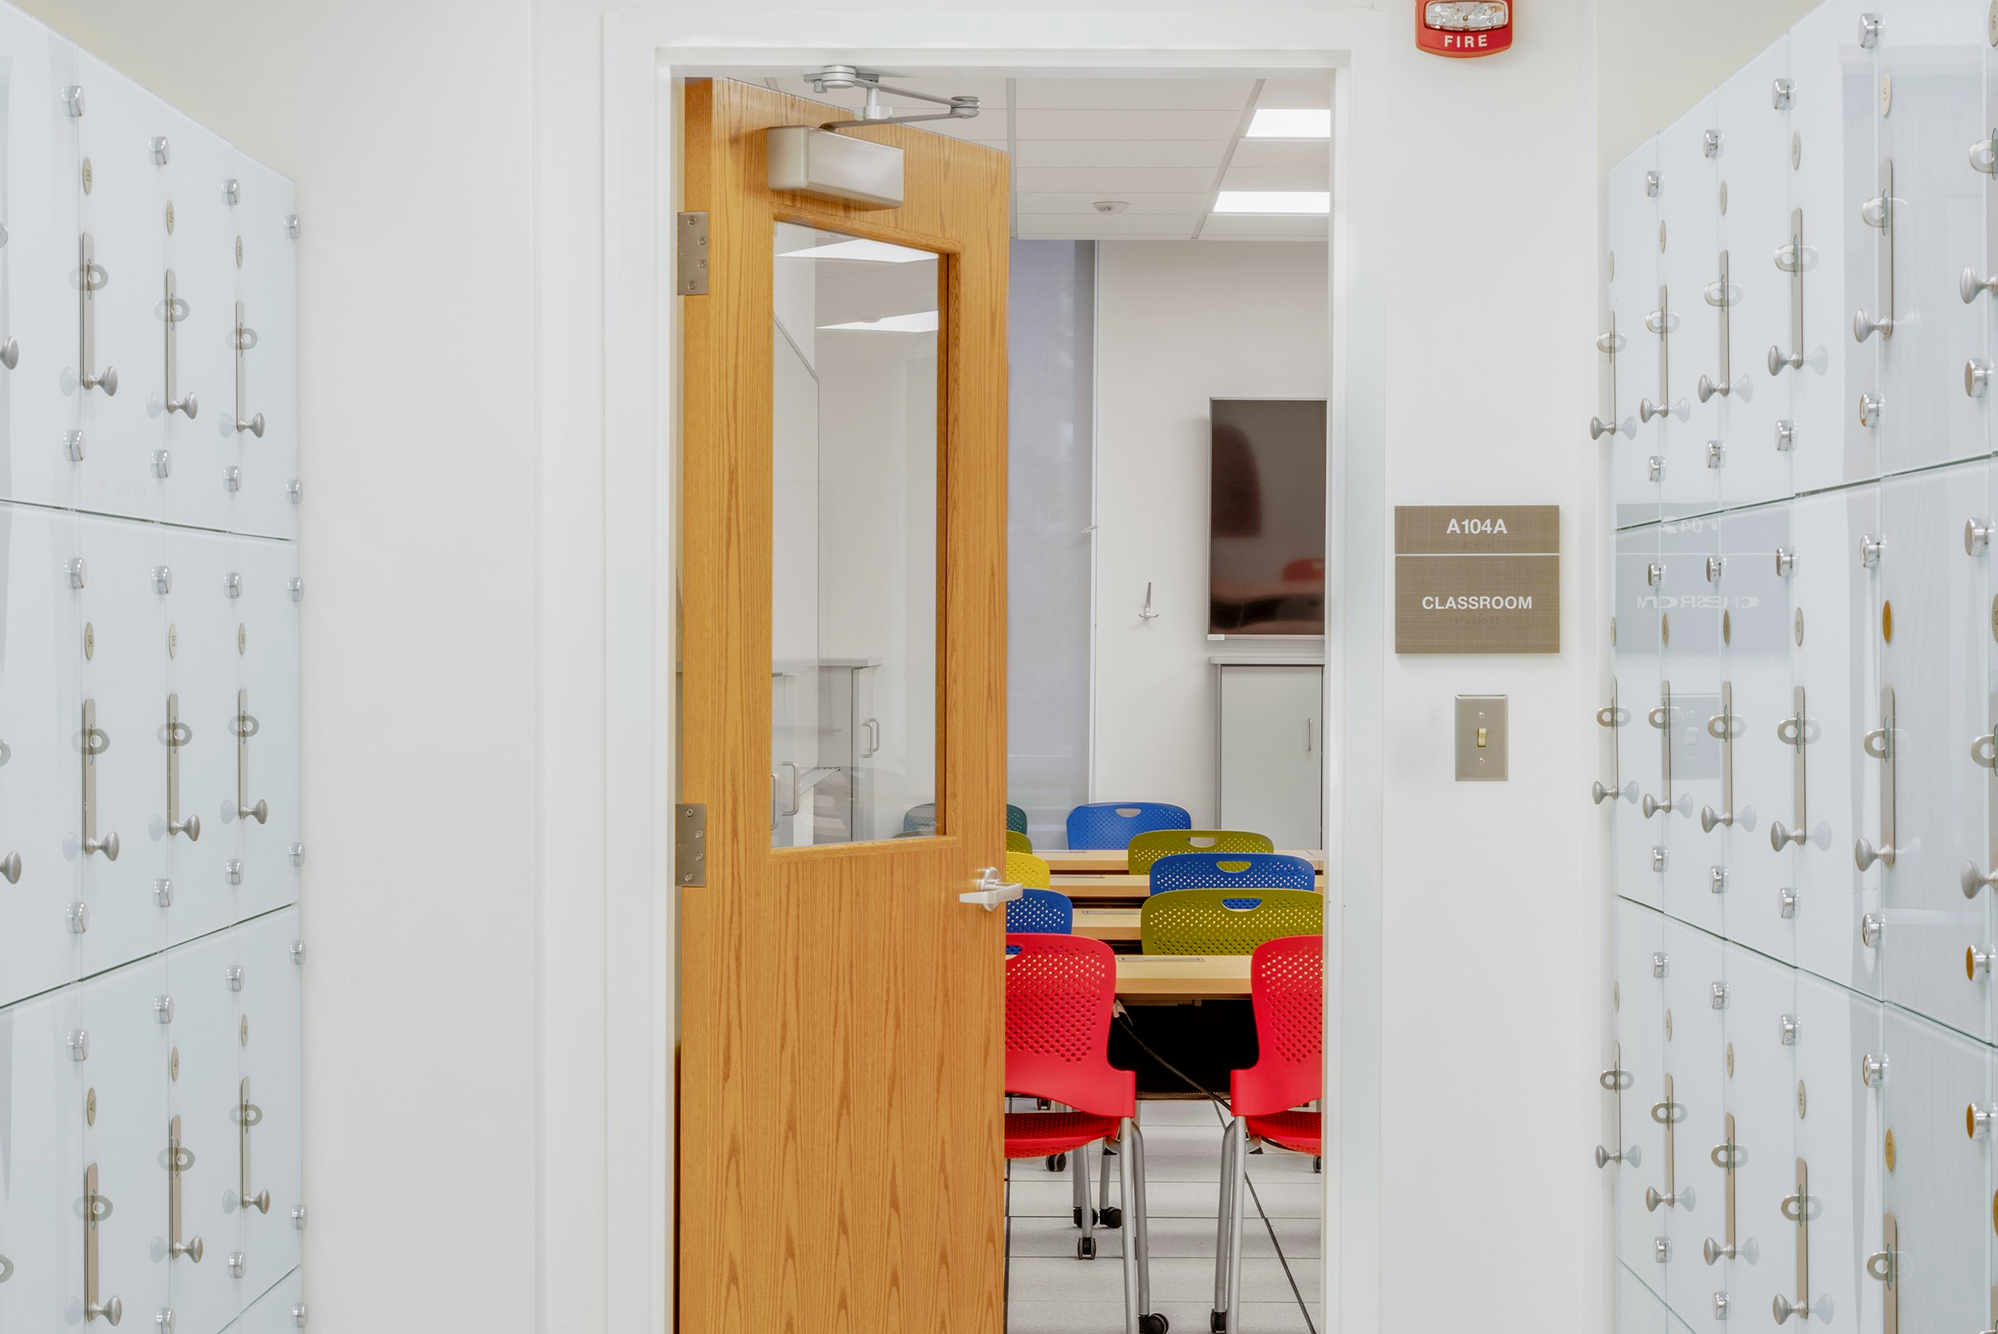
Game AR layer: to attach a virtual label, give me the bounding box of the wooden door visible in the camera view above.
[678,77,1009,1333]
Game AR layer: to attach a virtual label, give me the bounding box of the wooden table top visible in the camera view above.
[1042,848,1326,875]
[1115,954,1252,1000]
[1072,908,1140,942]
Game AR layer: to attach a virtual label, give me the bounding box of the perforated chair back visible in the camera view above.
[1126,829,1275,874]
[1065,801,1191,850]
[1007,851,1052,889]
[1004,933,1135,1115]
[1007,804,1030,835]
[1148,851,1314,896]
[902,803,937,834]
[1006,886,1073,934]
[1232,935,1325,1116]
[1006,830,1034,854]
[1139,888,1322,956]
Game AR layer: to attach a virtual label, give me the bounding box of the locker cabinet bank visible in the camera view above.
[1598,1,1998,1331]
[0,5,306,1333]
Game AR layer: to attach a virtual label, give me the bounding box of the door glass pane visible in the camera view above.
[771,221,939,847]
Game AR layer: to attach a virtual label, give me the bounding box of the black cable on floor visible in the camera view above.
[1113,1012,1321,1334]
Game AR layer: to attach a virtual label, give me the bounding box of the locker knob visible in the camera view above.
[1969,946,1994,980]
[1593,1145,1624,1168]
[84,829,119,860]
[0,337,17,370]
[239,799,268,825]
[1853,837,1894,871]
[1970,362,1993,399]
[1853,310,1893,343]
[1862,913,1885,949]
[1968,1102,1998,1139]
[1697,375,1731,404]
[1858,394,1884,428]
[1967,519,1994,555]
[0,851,20,884]
[1962,267,1998,305]
[1705,555,1726,584]
[1771,1295,1811,1325]
[1962,862,1998,898]
[1638,397,1686,424]
[82,364,118,396]
[0,1253,11,1282]
[1591,780,1631,806]
[1588,416,1615,440]
[1641,793,1670,819]
[169,1235,202,1263]
[1770,821,1806,850]
[1645,563,1664,588]
[1700,805,1732,833]
[1644,1185,1686,1212]
[88,1295,122,1325]
[167,391,197,420]
[1768,344,1803,376]
[169,813,199,841]
[242,1189,270,1215]
[1860,1053,1889,1088]
[234,412,264,439]
[1702,1236,1736,1265]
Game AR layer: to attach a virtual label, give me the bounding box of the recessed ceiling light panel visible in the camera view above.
[1212,191,1331,215]
[1246,108,1331,139]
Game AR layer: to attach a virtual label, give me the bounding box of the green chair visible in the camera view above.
[1125,830,1275,875]
[1007,830,1034,854]
[1007,804,1030,835]
[1139,889,1322,956]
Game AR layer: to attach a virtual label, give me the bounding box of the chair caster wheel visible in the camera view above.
[1210,1311,1228,1332]
[1047,1153,1067,1171]
[1314,1156,1322,1173]
[1073,1206,1100,1227]
[1140,1315,1170,1334]
[1099,1206,1123,1228]
[1076,1236,1097,1260]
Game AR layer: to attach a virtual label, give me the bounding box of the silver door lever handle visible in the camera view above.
[960,866,1023,912]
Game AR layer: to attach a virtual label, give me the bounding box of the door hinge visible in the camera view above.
[677,212,708,295]
[676,804,707,886]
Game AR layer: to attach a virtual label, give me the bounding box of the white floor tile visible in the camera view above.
[1006,1300,1321,1334]
[1006,1214,1321,1262]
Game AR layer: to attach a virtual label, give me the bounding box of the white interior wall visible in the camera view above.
[1092,240,1327,823]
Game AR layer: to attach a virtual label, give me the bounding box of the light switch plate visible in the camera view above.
[1455,694,1508,781]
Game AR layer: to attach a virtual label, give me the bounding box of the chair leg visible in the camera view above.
[1225,1121,1249,1333]
[1130,1123,1154,1320]
[1099,1138,1122,1226]
[1117,1121,1141,1334]
[1071,1143,1091,1228]
[1211,1121,1236,1328]
[1076,1146,1098,1259]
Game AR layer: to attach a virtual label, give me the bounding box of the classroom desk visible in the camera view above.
[1072,908,1140,942]
[1049,874,1325,907]
[1042,848,1326,875]
[1114,954,1251,1001]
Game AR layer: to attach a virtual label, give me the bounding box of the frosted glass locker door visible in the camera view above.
[234,538,298,916]
[1788,0,1880,490]
[0,992,67,1332]
[1216,664,1321,850]
[74,512,166,978]
[1715,503,1793,963]
[1659,516,1724,938]
[1718,943,1795,1331]
[1659,98,1721,522]
[163,526,243,947]
[0,501,80,1007]
[227,155,296,542]
[1617,1260,1670,1334]
[237,1264,303,1334]
[72,56,164,522]
[77,956,171,1332]
[235,907,301,1295]
[1793,973,1883,1334]
[1615,899,1670,1278]
[162,926,243,1334]
[1877,1007,1991,1334]
[1618,524,1665,909]
[1878,464,1990,1039]
[1661,919,1727,1330]
[1609,141,1659,525]
[1714,37,1796,510]
[0,12,74,509]
[157,110,235,534]
[1790,486,1883,996]
[1874,0,1988,474]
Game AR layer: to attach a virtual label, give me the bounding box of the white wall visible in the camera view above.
[1092,240,1327,824]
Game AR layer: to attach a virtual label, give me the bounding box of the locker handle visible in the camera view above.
[166,695,200,841]
[162,271,197,419]
[82,700,119,860]
[167,1115,203,1263]
[83,1163,121,1324]
[237,1078,270,1215]
[78,235,117,396]
[234,691,268,825]
[231,302,264,437]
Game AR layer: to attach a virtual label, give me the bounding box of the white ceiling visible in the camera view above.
[739,72,1332,242]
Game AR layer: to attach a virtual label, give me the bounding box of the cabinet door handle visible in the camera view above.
[1305,718,1312,753]
[163,271,197,418]
[231,302,264,437]
[234,690,267,824]
[78,235,116,396]
[238,1078,270,1215]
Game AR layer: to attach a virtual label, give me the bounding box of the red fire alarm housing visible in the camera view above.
[1418,1,1513,57]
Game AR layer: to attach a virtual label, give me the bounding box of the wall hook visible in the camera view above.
[1139,582,1160,621]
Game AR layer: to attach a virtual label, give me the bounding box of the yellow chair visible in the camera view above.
[1007,830,1034,854]
[1006,851,1052,890]
[1125,829,1274,874]
[1139,888,1321,955]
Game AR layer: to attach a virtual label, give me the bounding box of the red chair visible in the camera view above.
[1005,933,1168,1334]
[1213,935,1323,1333]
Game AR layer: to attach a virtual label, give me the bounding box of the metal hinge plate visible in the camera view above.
[676,803,707,886]
[677,212,709,295]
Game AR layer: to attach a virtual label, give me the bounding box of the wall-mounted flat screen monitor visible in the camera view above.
[1209,398,1328,637]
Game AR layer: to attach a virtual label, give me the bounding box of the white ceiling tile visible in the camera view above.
[1013,109,1243,142]
[1217,164,1333,192]
[1228,139,1333,172]
[1017,212,1200,236]
[1012,78,1257,110]
[1198,214,1330,240]
[1013,191,1214,216]
[1256,78,1334,110]
[1013,140,1228,170]
[1016,166,1218,193]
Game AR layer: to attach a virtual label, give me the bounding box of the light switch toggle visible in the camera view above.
[1455,696,1508,782]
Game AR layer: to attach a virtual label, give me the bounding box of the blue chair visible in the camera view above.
[1007,886,1075,935]
[1065,802,1192,850]
[1149,852,1316,907]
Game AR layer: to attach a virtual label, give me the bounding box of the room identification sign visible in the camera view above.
[1393,505,1560,654]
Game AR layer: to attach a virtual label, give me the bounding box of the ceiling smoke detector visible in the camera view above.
[1092,200,1130,215]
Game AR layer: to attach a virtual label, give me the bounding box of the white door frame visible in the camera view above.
[602,10,1393,1332]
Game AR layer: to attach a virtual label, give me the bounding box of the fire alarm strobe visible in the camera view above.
[1418,1,1513,57]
